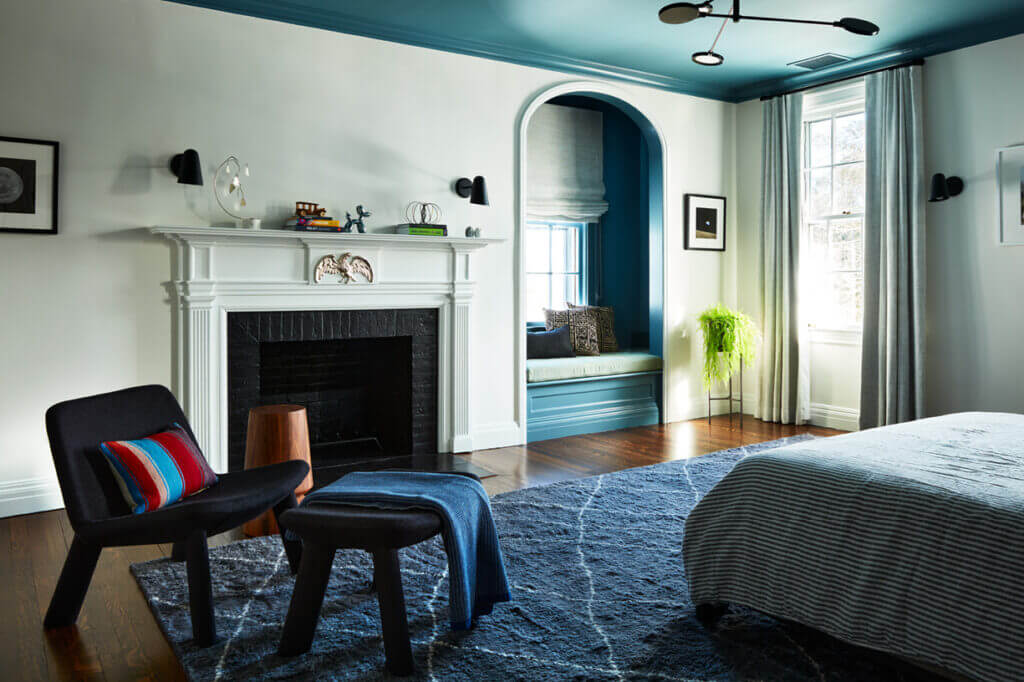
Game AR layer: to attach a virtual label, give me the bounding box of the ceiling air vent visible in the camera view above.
[788,53,850,70]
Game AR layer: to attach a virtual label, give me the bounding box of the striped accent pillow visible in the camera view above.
[99,424,219,514]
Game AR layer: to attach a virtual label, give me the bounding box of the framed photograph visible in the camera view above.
[0,136,59,235]
[996,144,1024,246]
[684,193,726,251]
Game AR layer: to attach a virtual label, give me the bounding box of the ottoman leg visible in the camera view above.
[278,543,336,657]
[372,549,414,676]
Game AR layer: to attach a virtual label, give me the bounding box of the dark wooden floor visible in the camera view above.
[2,416,840,681]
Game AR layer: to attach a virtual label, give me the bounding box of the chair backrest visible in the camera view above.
[45,385,199,528]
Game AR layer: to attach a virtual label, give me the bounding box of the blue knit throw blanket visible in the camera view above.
[302,472,511,629]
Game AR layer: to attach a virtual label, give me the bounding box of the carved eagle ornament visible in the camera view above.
[314,253,374,284]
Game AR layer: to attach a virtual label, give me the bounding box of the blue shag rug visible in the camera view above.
[131,436,940,681]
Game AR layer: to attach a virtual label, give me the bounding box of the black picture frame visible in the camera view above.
[0,136,59,235]
[684,193,726,252]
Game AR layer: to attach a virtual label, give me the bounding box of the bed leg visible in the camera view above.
[695,602,727,627]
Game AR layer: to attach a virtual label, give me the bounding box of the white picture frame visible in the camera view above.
[996,144,1024,246]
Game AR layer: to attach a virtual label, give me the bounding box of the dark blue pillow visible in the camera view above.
[527,325,575,359]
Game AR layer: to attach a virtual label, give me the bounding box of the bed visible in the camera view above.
[683,412,1024,682]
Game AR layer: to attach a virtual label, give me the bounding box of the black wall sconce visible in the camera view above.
[928,173,964,202]
[454,175,489,206]
[170,148,204,185]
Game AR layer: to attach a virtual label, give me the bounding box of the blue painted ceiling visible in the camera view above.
[169,0,1024,101]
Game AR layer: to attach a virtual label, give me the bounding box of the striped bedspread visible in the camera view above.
[683,412,1024,682]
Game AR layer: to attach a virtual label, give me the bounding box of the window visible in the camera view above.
[801,89,866,330]
[525,220,586,322]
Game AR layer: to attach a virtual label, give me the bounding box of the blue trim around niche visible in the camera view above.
[166,0,1024,102]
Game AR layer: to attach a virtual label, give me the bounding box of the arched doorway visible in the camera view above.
[515,81,668,438]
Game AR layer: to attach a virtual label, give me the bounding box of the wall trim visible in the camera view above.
[0,477,64,519]
[470,422,524,452]
[809,402,859,432]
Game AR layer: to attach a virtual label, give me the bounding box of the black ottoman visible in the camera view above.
[277,503,442,676]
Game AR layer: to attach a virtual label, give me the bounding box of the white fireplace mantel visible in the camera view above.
[152,226,502,472]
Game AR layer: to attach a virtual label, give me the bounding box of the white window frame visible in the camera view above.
[525,219,588,323]
[801,81,866,336]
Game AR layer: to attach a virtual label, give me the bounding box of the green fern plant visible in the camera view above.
[697,304,758,390]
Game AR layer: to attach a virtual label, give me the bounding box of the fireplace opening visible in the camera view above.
[259,337,413,466]
[227,309,439,485]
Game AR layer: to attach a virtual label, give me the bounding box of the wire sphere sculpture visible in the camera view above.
[405,201,442,225]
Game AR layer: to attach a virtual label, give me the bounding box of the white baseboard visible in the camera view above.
[675,392,758,422]
[469,421,524,451]
[809,402,859,431]
[0,477,64,519]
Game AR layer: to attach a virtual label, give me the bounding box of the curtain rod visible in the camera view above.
[759,58,925,101]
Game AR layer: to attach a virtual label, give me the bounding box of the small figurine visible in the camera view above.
[294,201,328,218]
[465,226,481,238]
[343,205,372,233]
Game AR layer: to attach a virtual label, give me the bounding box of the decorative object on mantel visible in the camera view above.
[698,303,757,423]
[684,193,726,251]
[342,205,372,233]
[285,202,341,231]
[454,175,489,205]
[995,144,1024,245]
[169,147,202,185]
[465,226,481,238]
[0,135,59,235]
[214,155,261,229]
[928,173,964,203]
[396,201,447,235]
[314,253,374,284]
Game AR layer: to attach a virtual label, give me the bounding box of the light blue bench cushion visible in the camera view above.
[526,352,663,383]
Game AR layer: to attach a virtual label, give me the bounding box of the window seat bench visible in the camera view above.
[526,352,662,443]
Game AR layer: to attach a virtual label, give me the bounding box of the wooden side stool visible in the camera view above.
[243,405,314,536]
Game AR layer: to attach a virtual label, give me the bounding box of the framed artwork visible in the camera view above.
[996,145,1024,245]
[0,136,59,235]
[684,193,726,251]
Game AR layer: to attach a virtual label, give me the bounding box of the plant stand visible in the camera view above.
[707,360,743,426]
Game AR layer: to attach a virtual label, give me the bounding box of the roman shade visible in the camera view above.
[526,103,608,222]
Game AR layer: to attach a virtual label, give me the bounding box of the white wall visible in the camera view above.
[922,33,1024,417]
[0,0,733,516]
[733,32,1024,430]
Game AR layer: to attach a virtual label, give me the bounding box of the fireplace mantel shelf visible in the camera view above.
[152,226,503,251]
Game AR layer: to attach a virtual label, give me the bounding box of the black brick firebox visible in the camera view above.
[227,309,438,477]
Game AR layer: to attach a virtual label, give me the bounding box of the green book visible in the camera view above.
[395,224,448,236]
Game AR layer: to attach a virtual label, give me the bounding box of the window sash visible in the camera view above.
[525,220,587,321]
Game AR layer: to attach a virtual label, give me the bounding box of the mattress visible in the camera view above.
[683,412,1024,682]
[526,351,662,383]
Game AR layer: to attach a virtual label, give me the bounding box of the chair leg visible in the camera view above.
[273,492,302,574]
[278,542,336,657]
[185,530,218,647]
[43,536,102,628]
[372,549,414,676]
[170,540,187,562]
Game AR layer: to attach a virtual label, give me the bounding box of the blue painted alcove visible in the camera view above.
[520,83,667,442]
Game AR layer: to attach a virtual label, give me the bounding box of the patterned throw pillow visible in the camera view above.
[99,424,219,514]
[544,307,601,356]
[569,303,619,352]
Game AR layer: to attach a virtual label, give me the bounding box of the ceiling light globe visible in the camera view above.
[659,3,702,24]
[692,51,724,66]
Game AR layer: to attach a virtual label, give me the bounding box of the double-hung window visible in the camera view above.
[801,85,866,331]
[525,220,586,322]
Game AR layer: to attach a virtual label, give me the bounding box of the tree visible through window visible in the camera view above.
[802,102,865,329]
[525,220,585,322]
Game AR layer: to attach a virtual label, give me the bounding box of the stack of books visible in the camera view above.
[285,216,342,232]
[394,223,448,236]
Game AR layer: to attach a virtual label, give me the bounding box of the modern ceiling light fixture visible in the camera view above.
[659,0,880,67]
